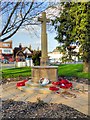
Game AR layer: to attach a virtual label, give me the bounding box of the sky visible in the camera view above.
[1,0,60,52]
[9,25,59,52]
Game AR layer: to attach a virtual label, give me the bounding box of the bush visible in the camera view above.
[32,50,41,66]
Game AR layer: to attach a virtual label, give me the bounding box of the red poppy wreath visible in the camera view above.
[16,80,28,87]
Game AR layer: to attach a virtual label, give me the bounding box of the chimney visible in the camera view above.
[19,43,22,49]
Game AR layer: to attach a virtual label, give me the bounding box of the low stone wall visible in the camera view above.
[16,62,26,67]
[31,66,58,83]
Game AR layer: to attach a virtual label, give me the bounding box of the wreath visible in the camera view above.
[39,78,45,84]
[49,86,59,91]
[39,78,50,86]
[49,79,73,92]
[16,80,28,87]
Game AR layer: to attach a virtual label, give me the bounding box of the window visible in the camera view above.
[3,43,10,47]
[4,50,11,53]
[2,49,13,54]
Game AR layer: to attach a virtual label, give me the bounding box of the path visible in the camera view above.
[1,82,89,116]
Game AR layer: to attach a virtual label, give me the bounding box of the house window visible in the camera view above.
[3,43,10,47]
[4,50,11,53]
[2,49,13,54]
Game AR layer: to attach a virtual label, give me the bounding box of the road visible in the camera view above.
[0,63,15,70]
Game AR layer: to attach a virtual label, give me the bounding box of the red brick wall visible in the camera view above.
[0,40,12,48]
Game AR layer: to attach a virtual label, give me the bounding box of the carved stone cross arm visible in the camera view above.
[38,12,50,33]
[38,12,50,22]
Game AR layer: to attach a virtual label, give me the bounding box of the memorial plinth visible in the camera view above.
[31,66,58,83]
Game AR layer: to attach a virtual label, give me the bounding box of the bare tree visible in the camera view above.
[21,2,61,36]
[0,0,51,42]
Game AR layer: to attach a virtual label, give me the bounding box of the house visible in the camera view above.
[48,48,63,64]
[0,40,13,61]
[13,43,33,62]
[48,44,81,64]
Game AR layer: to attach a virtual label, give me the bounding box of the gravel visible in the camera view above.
[1,76,31,85]
[1,99,90,120]
[1,76,89,85]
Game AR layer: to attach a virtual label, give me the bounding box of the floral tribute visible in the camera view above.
[49,86,59,91]
[39,78,50,86]
[49,78,73,92]
[60,79,72,89]
[16,80,28,87]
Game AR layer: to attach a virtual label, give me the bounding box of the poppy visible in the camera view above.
[52,81,61,85]
[16,81,25,87]
[49,86,59,91]
[16,79,28,87]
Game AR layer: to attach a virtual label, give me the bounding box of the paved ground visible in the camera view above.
[0,82,90,116]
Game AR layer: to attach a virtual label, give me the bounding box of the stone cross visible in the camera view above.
[38,12,50,66]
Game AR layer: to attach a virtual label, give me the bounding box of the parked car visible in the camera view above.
[0,59,3,63]
[2,59,9,64]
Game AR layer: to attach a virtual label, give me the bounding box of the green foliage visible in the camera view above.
[32,50,41,66]
[52,2,90,63]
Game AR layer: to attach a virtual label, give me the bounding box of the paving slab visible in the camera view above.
[42,94,53,103]
[2,82,17,89]
[26,93,48,102]
[0,82,89,116]
[13,92,28,101]
[88,106,90,116]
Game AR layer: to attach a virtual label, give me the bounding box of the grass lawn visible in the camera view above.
[2,64,90,79]
[2,67,31,78]
[58,64,90,79]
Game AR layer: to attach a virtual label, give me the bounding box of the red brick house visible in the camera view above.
[0,40,13,61]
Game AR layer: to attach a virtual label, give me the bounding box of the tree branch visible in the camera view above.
[1,0,34,42]
[1,1,21,36]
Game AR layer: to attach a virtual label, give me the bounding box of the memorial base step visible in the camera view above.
[25,80,52,88]
[18,86,53,94]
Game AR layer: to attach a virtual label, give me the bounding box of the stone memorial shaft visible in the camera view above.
[38,12,50,66]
